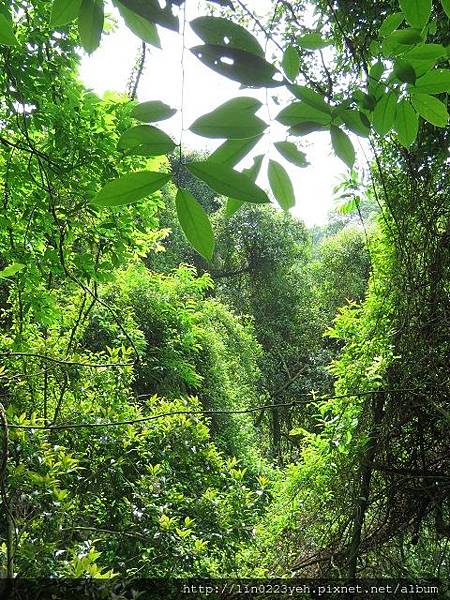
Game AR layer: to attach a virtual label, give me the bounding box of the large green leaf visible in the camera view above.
[297,32,331,49]
[289,122,328,136]
[117,125,176,156]
[382,28,423,56]
[50,0,81,26]
[131,100,176,122]
[441,0,450,19]
[190,97,267,139]
[405,45,447,77]
[282,46,300,81]
[276,102,332,127]
[0,13,18,46]
[330,126,355,169]
[226,155,264,217]
[78,0,104,54]
[394,61,416,84]
[0,263,25,279]
[119,0,178,31]
[190,16,264,57]
[340,110,371,137]
[413,69,450,94]
[394,100,418,147]
[288,85,331,114]
[187,161,269,204]
[411,93,449,127]
[209,136,263,167]
[92,171,171,207]
[175,189,215,261]
[399,0,432,29]
[274,141,309,167]
[372,92,397,135]
[191,45,283,88]
[268,160,295,210]
[114,1,160,46]
[379,12,404,36]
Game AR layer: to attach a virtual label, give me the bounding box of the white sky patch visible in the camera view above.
[78,0,356,226]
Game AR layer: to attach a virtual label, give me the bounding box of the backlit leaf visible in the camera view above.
[394,61,416,83]
[379,12,404,36]
[330,126,355,169]
[131,100,177,122]
[276,102,332,127]
[115,1,161,46]
[92,171,171,207]
[372,92,397,135]
[209,136,263,167]
[268,160,296,210]
[190,97,267,139]
[191,44,283,88]
[274,141,309,167]
[187,161,269,204]
[399,0,432,29]
[175,189,215,261]
[413,69,450,94]
[190,16,264,57]
[297,33,331,49]
[117,125,176,156]
[78,0,104,54]
[441,0,450,19]
[50,0,81,26]
[340,110,371,137]
[0,13,18,46]
[382,28,423,55]
[119,0,178,31]
[226,155,264,217]
[411,93,449,127]
[288,85,331,114]
[394,100,418,146]
[282,46,300,81]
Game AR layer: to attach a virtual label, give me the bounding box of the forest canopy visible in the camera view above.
[0,0,449,597]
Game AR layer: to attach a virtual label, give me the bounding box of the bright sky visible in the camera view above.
[78,0,350,226]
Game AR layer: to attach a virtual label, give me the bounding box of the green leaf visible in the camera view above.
[114,1,160,46]
[288,122,328,136]
[276,102,332,127]
[190,16,264,57]
[372,92,397,136]
[78,0,104,54]
[0,13,18,46]
[117,125,176,156]
[190,97,267,139]
[131,100,176,122]
[297,32,331,49]
[288,85,331,114]
[175,189,215,261]
[405,45,447,76]
[209,136,263,167]
[282,46,300,81]
[441,0,450,19]
[191,44,282,88]
[382,28,423,56]
[118,0,178,31]
[268,160,295,210]
[274,141,309,167]
[0,263,25,279]
[394,60,416,83]
[330,126,355,169]
[92,171,171,207]
[411,93,449,127]
[187,161,270,204]
[379,12,404,37]
[226,155,264,217]
[394,100,418,146]
[413,69,450,94]
[340,110,371,137]
[368,62,385,95]
[399,0,432,29]
[50,0,81,26]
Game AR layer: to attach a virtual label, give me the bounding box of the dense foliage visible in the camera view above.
[0,0,449,589]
